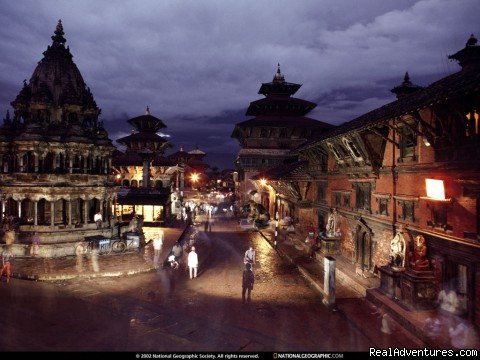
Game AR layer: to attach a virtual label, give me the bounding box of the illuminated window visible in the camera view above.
[426,179,445,200]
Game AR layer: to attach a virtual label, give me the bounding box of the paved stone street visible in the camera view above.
[0,218,424,351]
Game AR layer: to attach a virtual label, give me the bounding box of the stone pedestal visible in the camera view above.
[379,266,405,299]
[323,256,336,307]
[319,235,341,255]
[400,269,437,310]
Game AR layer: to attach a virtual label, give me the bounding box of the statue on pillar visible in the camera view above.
[389,228,406,269]
[325,208,339,238]
[409,235,430,271]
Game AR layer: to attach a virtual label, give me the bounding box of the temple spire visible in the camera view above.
[145,106,150,115]
[51,19,66,45]
[273,63,285,83]
[391,71,423,99]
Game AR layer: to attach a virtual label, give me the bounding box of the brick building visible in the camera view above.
[251,35,480,325]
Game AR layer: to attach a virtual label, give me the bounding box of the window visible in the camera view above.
[354,183,372,212]
[317,183,326,202]
[343,194,350,208]
[334,193,342,207]
[378,198,389,216]
[399,125,417,161]
[260,128,267,138]
[397,200,416,222]
[426,202,453,231]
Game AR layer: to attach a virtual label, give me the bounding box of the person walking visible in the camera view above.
[187,246,198,279]
[1,246,13,283]
[153,231,164,269]
[242,262,255,302]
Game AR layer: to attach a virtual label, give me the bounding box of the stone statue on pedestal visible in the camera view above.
[325,208,339,238]
[389,229,406,269]
[409,235,430,271]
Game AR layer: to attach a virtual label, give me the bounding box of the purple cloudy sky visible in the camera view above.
[0,0,477,168]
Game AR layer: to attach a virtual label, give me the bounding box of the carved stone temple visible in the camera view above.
[0,21,117,255]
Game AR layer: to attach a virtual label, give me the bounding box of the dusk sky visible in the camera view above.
[0,0,478,169]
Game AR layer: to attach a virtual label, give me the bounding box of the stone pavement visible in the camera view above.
[3,226,188,281]
[257,224,480,349]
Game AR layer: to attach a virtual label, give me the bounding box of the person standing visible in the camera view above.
[153,231,164,269]
[187,246,198,279]
[94,211,103,229]
[1,246,13,283]
[242,262,255,302]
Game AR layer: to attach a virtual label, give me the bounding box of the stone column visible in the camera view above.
[142,160,149,188]
[50,201,55,227]
[84,199,89,223]
[68,200,72,225]
[34,201,38,226]
[323,256,336,307]
[18,154,24,173]
[180,168,185,190]
[108,159,112,174]
[17,200,22,218]
[69,157,73,174]
[100,199,105,219]
[34,153,39,173]
[176,171,179,190]
[1,199,5,218]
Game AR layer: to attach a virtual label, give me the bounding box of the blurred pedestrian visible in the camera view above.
[153,231,164,269]
[242,262,254,302]
[188,246,198,279]
[30,231,40,257]
[1,245,13,283]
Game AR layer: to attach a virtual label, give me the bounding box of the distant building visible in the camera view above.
[231,65,334,213]
[112,108,181,223]
[168,144,209,189]
[0,21,116,251]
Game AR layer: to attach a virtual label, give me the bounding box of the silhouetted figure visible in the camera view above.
[242,262,254,302]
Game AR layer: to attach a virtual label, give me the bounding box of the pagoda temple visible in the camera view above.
[113,108,180,223]
[231,65,334,211]
[0,21,116,255]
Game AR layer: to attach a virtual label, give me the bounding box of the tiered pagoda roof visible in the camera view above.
[116,107,170,153]
[231,65,334,142]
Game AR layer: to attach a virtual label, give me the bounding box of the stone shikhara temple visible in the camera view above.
[0,21,116,254]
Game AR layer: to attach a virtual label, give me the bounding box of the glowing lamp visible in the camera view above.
[190,173,199,183]
[259,178,267,186]
[425,179,445,200]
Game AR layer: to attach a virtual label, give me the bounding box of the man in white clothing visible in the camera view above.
[188,246,198,279]
[153,231,164,269]
[94,211,103,229]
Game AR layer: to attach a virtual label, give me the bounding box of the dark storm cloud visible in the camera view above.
[0,0,478,166]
